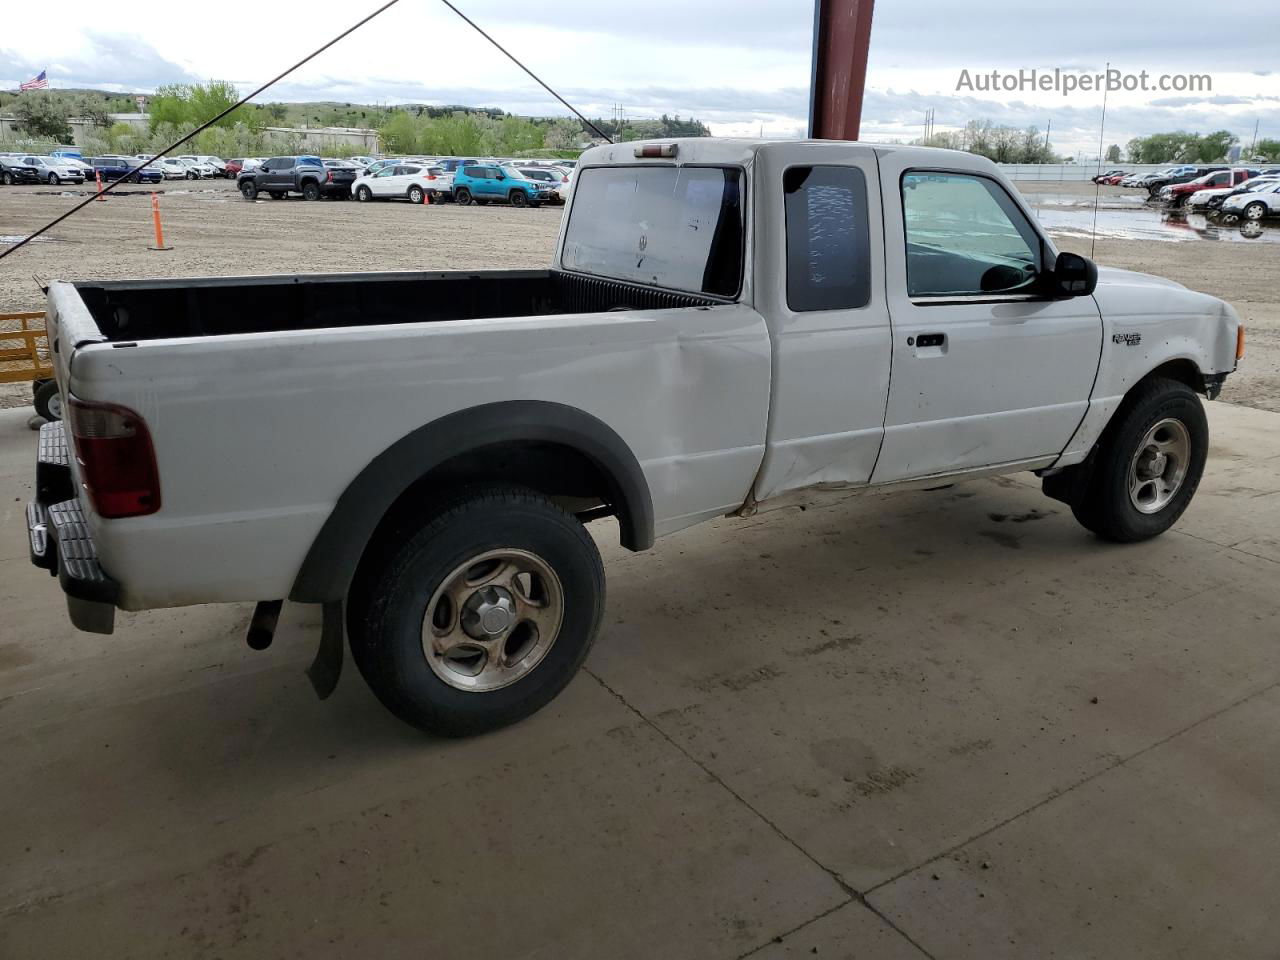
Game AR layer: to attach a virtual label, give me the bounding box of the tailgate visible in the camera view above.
[46,280,108,389]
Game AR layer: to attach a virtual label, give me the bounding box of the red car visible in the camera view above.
[223,158,244,179]
[1166,168,1252,207]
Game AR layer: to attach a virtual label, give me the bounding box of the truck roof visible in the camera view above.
[578,137,999,176]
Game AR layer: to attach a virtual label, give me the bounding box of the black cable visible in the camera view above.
[1,0,403,262]
[437,0,612,145]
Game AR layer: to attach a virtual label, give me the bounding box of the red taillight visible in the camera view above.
[327,170,334,182]
[68,398,161,518]
[426,173,436,180]
[561,176,569,182]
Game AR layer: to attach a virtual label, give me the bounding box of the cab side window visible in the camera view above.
[901,172,1042,298]
[783,165,871,312]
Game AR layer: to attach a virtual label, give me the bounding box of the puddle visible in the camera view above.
[1031,203,1280,244]
[0,234,67,244]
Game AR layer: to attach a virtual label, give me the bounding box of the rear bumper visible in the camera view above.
[26,421,118,634]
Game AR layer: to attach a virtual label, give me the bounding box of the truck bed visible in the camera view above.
[74,269,719,341]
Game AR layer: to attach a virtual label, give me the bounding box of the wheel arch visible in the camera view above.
[290,400,654,603]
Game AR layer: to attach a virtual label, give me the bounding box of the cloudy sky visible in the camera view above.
[2,0,1277,156]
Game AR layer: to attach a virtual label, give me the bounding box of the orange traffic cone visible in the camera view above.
[422,188,431,205]
[95,170,106,201]
[147,192,173,251]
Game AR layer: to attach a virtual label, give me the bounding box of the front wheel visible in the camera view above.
[408,185,425,204]
[509,189,528,207]
[455,187,472,205]
[186,171,197,180]
[1243,201,1267,221]
[1,172,11,185]
[48,173,60,185]
[355,185,372,202]
[348,485,605,737]
[1067,377,1207,542]
[240,181,258,200]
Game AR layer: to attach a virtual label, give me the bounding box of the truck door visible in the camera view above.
[871,159,1102,484]
[749,144,893,500]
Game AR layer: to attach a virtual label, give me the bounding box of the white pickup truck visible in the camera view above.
[27,139,1243,735]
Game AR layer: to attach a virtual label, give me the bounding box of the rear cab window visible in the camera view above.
[783,165,871,311]
[561,165,744,299]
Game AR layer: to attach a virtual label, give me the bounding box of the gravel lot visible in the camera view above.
[1,177,1275,411]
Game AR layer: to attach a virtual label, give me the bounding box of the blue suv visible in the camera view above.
[86,156,164,184]
[452,164,550,207]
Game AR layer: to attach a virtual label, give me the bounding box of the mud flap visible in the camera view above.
[306,601,344,700]
[1041,448,1098,507]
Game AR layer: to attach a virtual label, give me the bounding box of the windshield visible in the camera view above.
[561,165,744,298]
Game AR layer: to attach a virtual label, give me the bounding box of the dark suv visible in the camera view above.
[238,156,355,200]
[85,157,164,184]
[0,156,41,185]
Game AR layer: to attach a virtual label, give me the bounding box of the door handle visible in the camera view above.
[912,333,945,348]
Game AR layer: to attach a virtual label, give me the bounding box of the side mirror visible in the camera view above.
[495,171,506,180]
[1050,251,1098,298]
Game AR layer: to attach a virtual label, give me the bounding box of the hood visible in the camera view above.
[1092,265,1234,319]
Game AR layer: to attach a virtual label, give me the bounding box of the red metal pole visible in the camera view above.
[808,0,876,141]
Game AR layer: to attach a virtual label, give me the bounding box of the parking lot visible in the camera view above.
[3,177,1280,957]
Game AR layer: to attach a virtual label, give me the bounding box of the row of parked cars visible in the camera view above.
[234,154,577,208]
[1095,164,1280,219]
[0,151,231,185]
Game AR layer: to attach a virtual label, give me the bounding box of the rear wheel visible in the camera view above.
[455,188,473,205]
[240,181,258,200]
[355,185,372,202]
[301,181,321,201]
[348,485,605,736]
[1066,377,1207,542]
[1,172,11,185]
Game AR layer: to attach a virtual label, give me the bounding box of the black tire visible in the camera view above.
[408,185,425,204]
[1070,377,1208,542]
[240,181,258,200]
[355,185,372,202]
[33,380,62,421]
[1243,201,1267,221]
[1,172,11,185]
[348,485,605,737]
[509,190,528,207]
[185,170,197,180]
[301,181,321,201]
[455,188,473,205]
[48,173,60,185]
[129,174,141,184]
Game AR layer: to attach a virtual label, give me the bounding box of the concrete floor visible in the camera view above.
[2,400,1278,959]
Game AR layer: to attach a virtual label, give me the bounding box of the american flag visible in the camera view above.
[20,71,49,91]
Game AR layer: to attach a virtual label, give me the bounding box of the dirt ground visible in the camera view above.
[1,178,1276,411]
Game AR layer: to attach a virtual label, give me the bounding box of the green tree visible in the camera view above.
[73,92,112,128]
[379,110,418,152]
[149,84,192,131]
[1193,129,1237,163]
[188,80,240,128]
[1253,138,1280,162]
[12,92,73,142]
[1105,144,1121,163]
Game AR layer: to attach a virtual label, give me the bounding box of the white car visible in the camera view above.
[1187,176,1280,211]
[20,155,86,185]
[517,165,573,203]
[180,155,226,175]
[1221,180,1280,220]
[29,139,1243,737]
[177,158,218,179]
[157,158,190,180]
[348,155,377,169]
[352,162,453,203]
